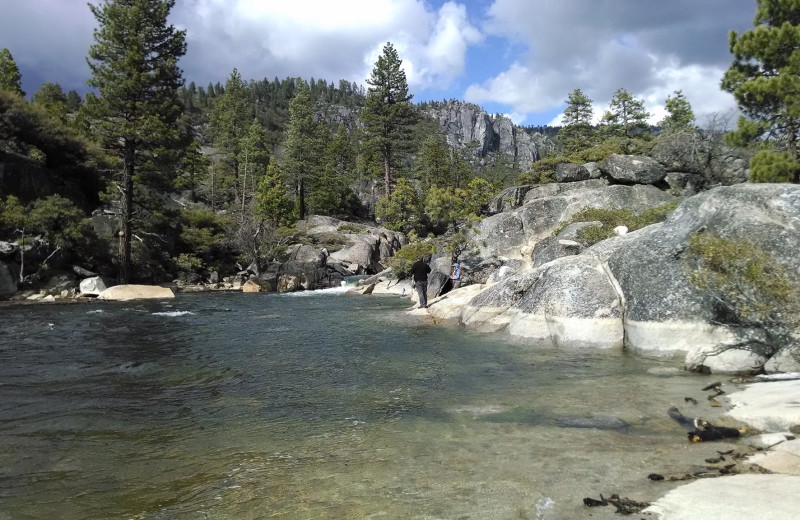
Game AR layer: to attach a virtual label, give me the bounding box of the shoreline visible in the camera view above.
[354,280,800,518]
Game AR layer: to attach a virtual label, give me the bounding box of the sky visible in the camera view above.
[0,0,757,127]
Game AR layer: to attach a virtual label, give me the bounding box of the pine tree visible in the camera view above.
[310,126,357,215]
[284,80,323,220]
[85,0,186,283]
[238,118,270,216]
[722,0,800,182]
[208,69,249,208]
[659,90,695,134]
[416,135,451,188]
[362,42,417,197]
[32,82,69,122]
[0,48,24,96]
[600,88,650,139]
[256,157,294,227]
[66,90,83,113]
[557,88,595,153]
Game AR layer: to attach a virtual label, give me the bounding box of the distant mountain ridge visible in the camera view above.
[420,99,556,173]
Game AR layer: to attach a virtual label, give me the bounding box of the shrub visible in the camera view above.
[387,241,436,278]
[685,232,800,359]
[749,149,799,183]
[556,201,680,245]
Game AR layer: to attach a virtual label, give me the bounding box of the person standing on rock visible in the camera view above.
[411,255,431,309]
[450,255,462,290]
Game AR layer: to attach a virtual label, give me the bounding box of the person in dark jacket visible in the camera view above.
[411,255,431,308]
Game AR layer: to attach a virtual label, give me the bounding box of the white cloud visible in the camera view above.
[177,0,481,90]
[464,0,753,125]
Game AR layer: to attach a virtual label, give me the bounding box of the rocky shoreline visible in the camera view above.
[643,377,800,519]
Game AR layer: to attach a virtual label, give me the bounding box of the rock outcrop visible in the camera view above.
[602,184,800,371]
[97,284,175,301]
[476,184,675,258]
[461,256,624,349]
[437,184,799,374]
[599,154,667,184]
[0,261,17,299]
[423,100,555,174]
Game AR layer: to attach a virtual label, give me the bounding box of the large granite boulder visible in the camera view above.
[287,244,327,267]
[602,184,800,371]
[477,184,675,258]
[79,276,109,296]
[329,236,382,274]
[427,256,454,298]
[461,255,624,349]
[487,185,533,214]
[278,260,332,291]
[644,474,800,519]
[555,163,590,183]
[97,285,175,300]
[0,261,17,299]
[599,154,667,184]
[651,131,751,185]
[522,179,608,204]
[531,237,582,268]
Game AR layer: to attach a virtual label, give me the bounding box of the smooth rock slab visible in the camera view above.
[747,439,800,475]
[97,285,175,301]
[643,474,800,520]
[726,380,800,432]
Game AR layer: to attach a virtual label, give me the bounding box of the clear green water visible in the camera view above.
[0,291,725,519]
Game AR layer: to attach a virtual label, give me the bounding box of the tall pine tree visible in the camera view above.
[362,42,416,197]
[0,48,24,96]
[600,88,650,139]
[208,69,249,208]
[659,90,695,134]
[559,88,595,153]
[722,0,800,182]
[283,80,323,220]
[86,0,186,283]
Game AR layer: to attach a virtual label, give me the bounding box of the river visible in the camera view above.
[0,289,723,519]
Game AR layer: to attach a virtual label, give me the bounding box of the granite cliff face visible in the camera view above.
[422,100,555,173]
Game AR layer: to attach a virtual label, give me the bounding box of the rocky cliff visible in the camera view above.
[422,100,555,173]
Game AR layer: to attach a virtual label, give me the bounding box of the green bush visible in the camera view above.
[556,201,680,245]
[749,149,799,183]
[387,241,436,278]
[174,252,203,271]
[339,223,367,233]
[685,232,800,357]
[309,232,350,253]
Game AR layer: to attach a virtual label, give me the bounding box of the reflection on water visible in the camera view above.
[0,292,721,519]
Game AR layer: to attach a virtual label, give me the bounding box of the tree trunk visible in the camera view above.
[384,156,391,198]
[298,177,306,221]
[119,141,134,284]
[790,128,799,183]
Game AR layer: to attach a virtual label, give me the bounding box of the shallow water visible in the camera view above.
[0,291,727,519]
